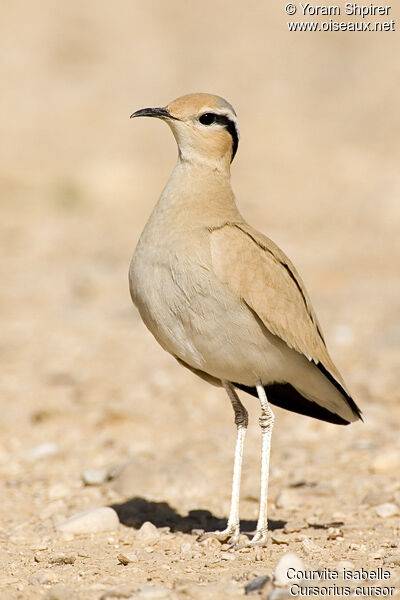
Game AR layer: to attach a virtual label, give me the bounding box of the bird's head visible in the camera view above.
[130,93,239,170]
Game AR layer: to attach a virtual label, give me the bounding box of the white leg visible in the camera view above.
[249,381,274,546]
[199,381,248,544]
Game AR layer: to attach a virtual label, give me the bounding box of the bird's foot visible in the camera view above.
[227,528,268,549]
[247,527,268,547]
[197,524,240,546]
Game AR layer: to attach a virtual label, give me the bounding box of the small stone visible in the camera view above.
[283,520,307,534]
[327,527,343,540]
[271,534,289,545]
[245,575,271,594]
[28,570,58,585]
[30,540,48,551]
[117,551,138,565]
[44,585,77,600]
[221,551,235,560]
[362,491,392,506]
[274,552,304,586]
[275,489,300,510]
[331,512,347,521]
[199,536,221,549]
[375,503,400,518]
[82,468,108,486]
[383,554,400,566]
[48,553,76,565]
[370,549,385,559]
[136,521,160,544]
[371,452,400,474]
[27,442,59,461]
[57,507,119,534]
[301,539,321,555]
[180,542,191,554]
[255,548,265,561]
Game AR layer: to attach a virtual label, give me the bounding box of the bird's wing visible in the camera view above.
[209,221,348,391]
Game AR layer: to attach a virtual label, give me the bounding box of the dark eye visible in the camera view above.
[199,113,217,126]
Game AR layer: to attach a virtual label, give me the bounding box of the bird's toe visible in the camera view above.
[197,525,240,544]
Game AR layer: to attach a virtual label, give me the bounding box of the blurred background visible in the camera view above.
[1,0,400,585]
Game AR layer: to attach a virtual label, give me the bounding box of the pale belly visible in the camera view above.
[129,242,311,388]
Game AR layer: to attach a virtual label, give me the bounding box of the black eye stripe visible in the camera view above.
[198,112,239,162]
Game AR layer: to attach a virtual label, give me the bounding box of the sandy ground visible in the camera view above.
[1,2,400,598]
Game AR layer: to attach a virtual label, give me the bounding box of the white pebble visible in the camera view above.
[28,570,58,585]
[180,542,191,554]
[375,503,400,518]
[220,551,235,560]
[117,551,138,565]
[82,468,108,486]
[57,507,119,534]
[274,552,304,586]
[136,521,160,544]
[27,442,59,461]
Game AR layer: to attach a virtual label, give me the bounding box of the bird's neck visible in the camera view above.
[154,159,243,227]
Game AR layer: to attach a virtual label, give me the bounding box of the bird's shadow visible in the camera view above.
[111,496,285,535]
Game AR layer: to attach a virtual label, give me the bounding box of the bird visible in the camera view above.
[128,93,362,547]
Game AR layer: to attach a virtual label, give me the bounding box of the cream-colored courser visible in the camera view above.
[129,93,362,547]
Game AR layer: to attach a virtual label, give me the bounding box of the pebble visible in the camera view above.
[383,554,400,566]
[136,521,160,544]
[48,553,76,565]
[275,489,300,510]
[271,534,289,545]
[245,575,271,594]
[220,551,235,560]
[362,491,392,506]
[28,570,58,585]
[301,539,321,555]
[199,536,221,549]
[375,503,400,518]
[117,551,138,565]
[371,452,400,474]
[44,585,77,600]
[180,542,191,555]
[27,442,59,461]
[274,552,304,586]
[327,527,343,540]
[82,468,108,486]
[57,507,119,534]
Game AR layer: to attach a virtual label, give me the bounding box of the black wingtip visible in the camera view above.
[233,381,360,426]
[315,362,362,422]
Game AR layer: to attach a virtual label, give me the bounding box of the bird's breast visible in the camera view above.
[129,225,216,367]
